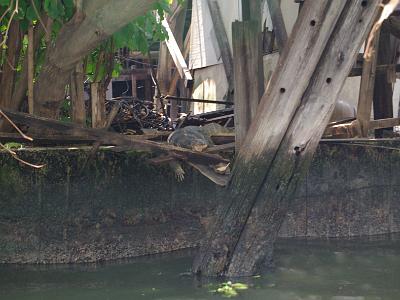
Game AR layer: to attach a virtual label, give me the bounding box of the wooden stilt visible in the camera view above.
[193,0,380,277]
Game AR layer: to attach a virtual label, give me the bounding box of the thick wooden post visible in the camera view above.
[357,30,380,137]
[193,0,380,277]
[70,63,86,126]
[131,74,137,98]
[233,21,264,151]
[373,22,399,137]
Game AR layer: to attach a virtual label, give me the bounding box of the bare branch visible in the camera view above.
[0,109,33,141]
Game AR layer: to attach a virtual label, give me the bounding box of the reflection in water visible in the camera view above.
[0,237,399,300]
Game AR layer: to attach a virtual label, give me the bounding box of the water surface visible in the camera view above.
[1,237,399,300]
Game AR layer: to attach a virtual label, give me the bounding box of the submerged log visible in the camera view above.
[193,0,380,277]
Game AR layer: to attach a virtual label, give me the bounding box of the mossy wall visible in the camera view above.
[0,141,399,264]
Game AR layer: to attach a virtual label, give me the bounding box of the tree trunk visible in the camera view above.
[0,20,21,108]
[10,16,48,113]
[91,82,106,128]
[33,0,158,118]
[193,0,380,277]
[71,62,86,126]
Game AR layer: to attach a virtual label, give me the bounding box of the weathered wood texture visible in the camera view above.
[241,0,263,23]
[266,0,288,51]
[161,16,192,86]
[207,0,234,99]
[373,22,399,137]
[157,1,187,99]
[233,21,264,151]
[357,30,380,137]
[193,0,380,277]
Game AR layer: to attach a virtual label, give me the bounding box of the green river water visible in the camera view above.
[0,238,399,300]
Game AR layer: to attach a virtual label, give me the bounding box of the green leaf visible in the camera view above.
[0,0,11,6]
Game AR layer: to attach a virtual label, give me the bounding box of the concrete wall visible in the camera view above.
[0,142,399,264]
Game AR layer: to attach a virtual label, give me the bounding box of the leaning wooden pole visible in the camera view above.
[266,0,288,52]
[357,29,380,137]
[193,0,380,277]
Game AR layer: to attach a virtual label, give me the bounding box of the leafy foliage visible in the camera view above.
[1,0,180,82]
[210,281,249,298]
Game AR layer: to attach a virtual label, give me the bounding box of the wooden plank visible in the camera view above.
[193,0,379,277]
[161,18,193,87]
[168,25,191,121]
[366,117,400,130]
[233,20,264,151]
[28,25,34,114]
[207,0,234,98]
[266,0,288,52]
[349,63,400,77]
[71,62,86,125]
[356,29,380,137]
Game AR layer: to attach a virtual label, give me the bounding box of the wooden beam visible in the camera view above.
[207,0,234,98]
[356,29,380,137]
[193,0,379,277]
[349,63,400,77]
[266,0,288,52]
[233,20,264,151]
[369,117,400,130]
[161,18,193,87]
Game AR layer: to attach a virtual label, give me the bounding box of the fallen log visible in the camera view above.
[193,0,380,277]
[1,110,229,166]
